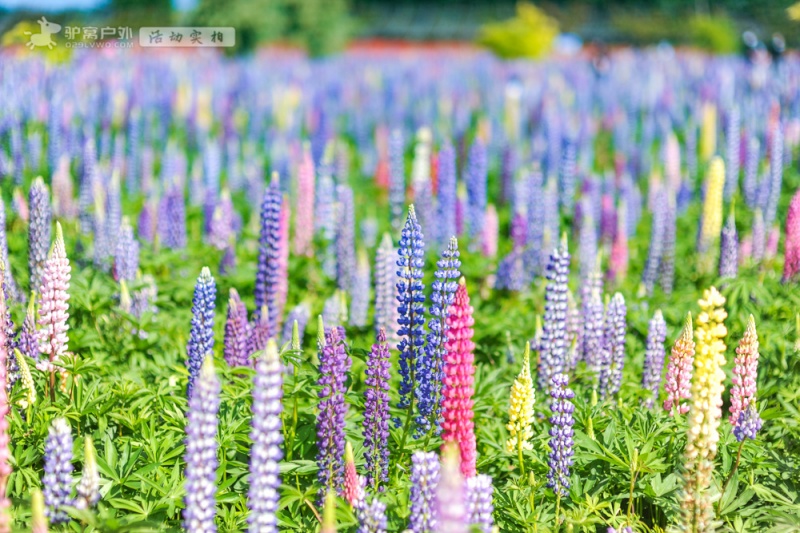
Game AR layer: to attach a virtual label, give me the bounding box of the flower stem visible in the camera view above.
[554,493,561,533]
[517,436,525,477]
[719,440,745,512]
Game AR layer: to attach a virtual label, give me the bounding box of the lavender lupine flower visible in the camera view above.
[374,234,399,344]
[538,237,571,392]
[395,206,426,424]
[363,329,391,493]
[183,358,220,533]
[224,288,250,368]
[743,137,759,209]
[281,303,310,347]
[350,251,371,329]
[322,291,347,328]
[558,138,577,213]
[357,498,387,533]
[186,267,216,398]
[79,139,97,234]
[75,436,99,510]
[752,208,766,264]
[105,175,122,247]
[0,202,18,302]
[138,198,156,244]
[388,130,405,231]
[765,124,783,227]
[465,140,488,246]
[578,210,597,282]
[658,191,677,294]
[43,418,73,525]
[495,248,527,291]
[582,271,605,374]
[719,208,738,279]
[436,445,467,533]
[436,143,457,247]
[336,185,356,292]
[642,190,666,295]
[255,179,282,334]
[160,184,187,249]
[92,187,111,272]
[248,339,283,532]
[316,323,352,502]
[641,310,667,408]
[733,403,762,442]
[249,305,271,356]
[220,241,236,275]
[113,218,139,282]
[724,106,740,199]
[547,373,575,498]
[598,293,627,399]
[28,177,52,293]
[409,451,439,533]
[19,294,38,361]
[417,237,460,435]
[466,474,495,533]
[526,166,545,278]
[131,274,158,319]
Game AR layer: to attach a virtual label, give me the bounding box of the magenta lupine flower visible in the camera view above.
[316,323,352,502]
[223,288,251,368]
[663,313,695,415]
[782,190,800,282]
[729,316,759,426]
[363,328,390,492]
[436,445,468,533]
[410,451,440,533]
[37,223,70,385]
[183,358,220,533]
[29,177,52,293]
[248,340,283,532]
[766,226,779,260]
[466,474,494,533]
[641,310,667,408]
[294,144,315,257]
[0,267,10,530]
[343,442,364,507]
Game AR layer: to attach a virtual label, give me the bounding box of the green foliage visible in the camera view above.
[689,15,739,54]
[477,2,559,60]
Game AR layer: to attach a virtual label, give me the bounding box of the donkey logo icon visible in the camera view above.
[25,17,62,50]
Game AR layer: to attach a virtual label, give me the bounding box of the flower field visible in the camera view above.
[2,48,800,532]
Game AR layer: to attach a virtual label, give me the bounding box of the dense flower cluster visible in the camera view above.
[547,373,575,498]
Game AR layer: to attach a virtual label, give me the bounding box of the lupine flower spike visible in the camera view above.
[505,343,535,475]
[321,489,337,533]
[248,339,283,533]
[641,310,667,408]
[363,328,390,493]
[29,177,52,294]
[223,288,250,368]
[357,498,387,533]
[441,277,476,477]
[183,357,221,533]
[547,373,575,499]
[409,451,439,533]
[75,436,99,510]
[186,267,216,398]
[343,442,364,507]
[466,474,495,533]
[0,265,9,531]
[32,488,47,533]
[43,418,73,525]
[729,316,759,426]
[436,444,468,532]
[663,313,695,415]
[538,235,570,392]
[782,189,800,282]
[680,287,727,533]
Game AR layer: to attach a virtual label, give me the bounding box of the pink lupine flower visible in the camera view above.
[608,202,629,282]
[481,204,498,258]
[294,144,315,257]
[783,190,800,282]
[441,278,477,478]
[766,226,780,261]
[343,442,364,507]
[729,316,759,426]
[739,235,752,266]
[37,222,71,393]
[663,313,695,415]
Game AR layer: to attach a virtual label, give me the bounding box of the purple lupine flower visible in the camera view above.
[411,129,434,239]
[43,418,73,525]
[500,144,518,206]
[578,209,597,282]
[363,328,390,493]
[138,198,156,244]
[0,202,18,302]
[388,129,405,231]
[495,248,527,291]
[599,293,627,399]
[79,139,97,234]
[92,189,111,272]
[436,142,457,248]
[113,218,139,282]
[765,124,783,227]
[28,177,51,293]
[105,175,122,248]
[395,206,426,425]
[724,106,740,199]
[743,136,759,209]
[510,211,528,251]
[160,184,187,249]
[219,241,236,275]
[374,234,399,345]
[336,185,356,292]
[417,237,460,436]
[281,303,310,347]
[316,323,352,502]
[19,294,38,361]
[658,191,677,295]
[436,446,467,533]
[186,267,216,398]
[642,189,666,295]
[719,208,738,279]
[223,288,250,368]
[409,451,439,533]
[752,208,765,263]
[641,310,667,408]
[581,269,604,373]
[255,179,282,334]
[357,498,387,533]
[208,192,234,250]
[538,237,571,392]
[132,274,158,319]
[733,403,762,442]
[541,180,560,272]
[249,305,271,355]
[248,339,283,532]
[322,291,347,328]
[558,138,577,213]
[350,251,371,328]
[183,358,220,533]
[465,140,487,246]
[565,290,581,371]
[466,474,495,533]
[547,373,574,498]
[525,165,545,278]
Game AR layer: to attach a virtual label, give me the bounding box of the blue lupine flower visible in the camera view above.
[358,498,387,533]
[388,129,405,232]
[538,237,571,392]
[547,373,574,498]
[187,267,216,398]
[255,179,282,333]
[466,474,495,533]
[436,142,457,248]
[43,418,73,525]
[641,310,667,407]
[733,403,762,442]
[464,140,487,246]
[599,293,627,399]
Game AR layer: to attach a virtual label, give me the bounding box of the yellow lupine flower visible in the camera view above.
[700,102,717,162]
[505,343,536,454]
[680,287,727,533]
[15,348,36,409]
[698,157,726,275]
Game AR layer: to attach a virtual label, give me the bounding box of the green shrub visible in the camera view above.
[689,14,739,54]
[477,2,559,59]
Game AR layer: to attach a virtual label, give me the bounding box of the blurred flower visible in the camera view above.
[350,251,371,328]
[465,140,487,246]
[641,310,667,408]
[113,218,139,282]
[782,190,800,282]
[436,142,457,248]
[481,204,498,258]
[357,498,387,533]
[0,201,17,302]
[598,293,626,399]
[75,436,99,510]
[436,444,467,532]
[719,207,738,279]
[466,474,495,532]
[223,288,251,368]
[343,442,363,507]
[410,451,439,533]
[698,157,725,269]
[294,144,315,257]
[374,234,400,345]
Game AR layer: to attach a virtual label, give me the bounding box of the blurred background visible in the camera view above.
[0,0,797,57]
